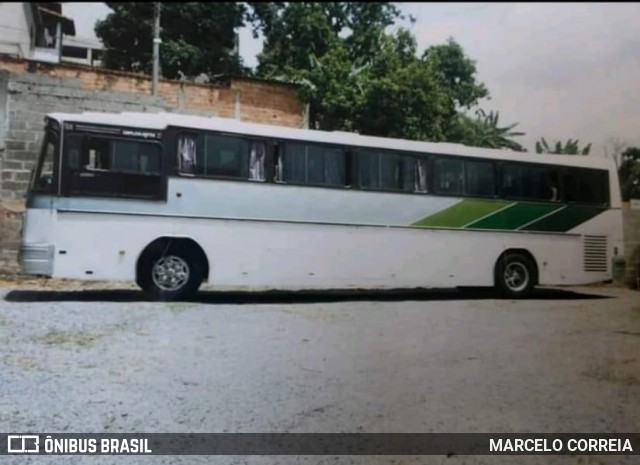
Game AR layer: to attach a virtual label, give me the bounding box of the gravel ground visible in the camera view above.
[0,284,639,465]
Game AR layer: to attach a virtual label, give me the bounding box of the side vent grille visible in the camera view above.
[583,235,608,272]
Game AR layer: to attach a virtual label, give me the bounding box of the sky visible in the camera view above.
[62,2,640,156]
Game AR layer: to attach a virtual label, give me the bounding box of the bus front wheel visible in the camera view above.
[139,245,204,301]
[495,252,536,299]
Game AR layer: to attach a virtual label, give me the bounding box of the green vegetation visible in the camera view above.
[619,147,640,200]
[96,3,247,79]
[98,1,633,171]
[535,138,592,155]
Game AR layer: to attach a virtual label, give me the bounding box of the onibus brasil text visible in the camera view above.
[41,437,152,454]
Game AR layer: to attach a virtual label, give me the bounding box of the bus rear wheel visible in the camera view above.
[139,246,204,301]
[495,253,536,299]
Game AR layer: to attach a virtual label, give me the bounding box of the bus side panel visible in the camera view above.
[20,206,57,277]
[51,211,594,289]
[188,220,585,289]
[52,211,176,281]
[568,208,624,265]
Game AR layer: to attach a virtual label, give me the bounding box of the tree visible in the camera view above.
[278,44,370,132]
[95,3,247,80]
[247,2,404,77]
[422,38,488,109]
[619,147,640,200]
[248,3,343,78]
[248,3,488,141]
[342,3,406,61]
[356,32,452,140]
[535,138,592,155]
[447,110,525,151]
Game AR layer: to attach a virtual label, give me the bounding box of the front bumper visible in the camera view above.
[19,244,54,276]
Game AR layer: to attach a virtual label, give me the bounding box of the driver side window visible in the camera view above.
[32,132,58,193]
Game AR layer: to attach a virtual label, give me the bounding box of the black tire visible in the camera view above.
[138,243,204,301]
[494,253,536,299]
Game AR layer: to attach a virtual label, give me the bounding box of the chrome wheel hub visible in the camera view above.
[152,255,190,291]
[504,262,529,292]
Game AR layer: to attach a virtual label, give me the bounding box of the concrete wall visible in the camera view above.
[622,203,640,288]
[0,55,305,272]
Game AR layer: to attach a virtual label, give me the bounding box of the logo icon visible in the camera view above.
[7,435,40,454]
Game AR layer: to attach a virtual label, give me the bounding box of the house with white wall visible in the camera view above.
[0,2,85,64]
[0,2,103,66]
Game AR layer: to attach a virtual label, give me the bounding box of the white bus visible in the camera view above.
[19,111,623,300]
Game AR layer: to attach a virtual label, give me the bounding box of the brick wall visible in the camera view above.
[0,56,304,124]
[0,55,305,272]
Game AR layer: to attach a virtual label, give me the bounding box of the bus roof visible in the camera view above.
[47,111,614,171]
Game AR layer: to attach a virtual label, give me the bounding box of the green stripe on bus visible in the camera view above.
[412,199,512,228]
[520,205,607,232]
[465,202,563,230]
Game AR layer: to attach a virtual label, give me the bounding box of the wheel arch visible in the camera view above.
[136,236,210,286]
[494,248,539,286]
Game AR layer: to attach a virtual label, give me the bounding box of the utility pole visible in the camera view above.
[152,2,161,96]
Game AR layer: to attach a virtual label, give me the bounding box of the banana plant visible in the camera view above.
[536,137,591,155]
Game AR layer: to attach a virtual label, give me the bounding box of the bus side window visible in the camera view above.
[547,171,560,202]
[564,168,609,205]
[64,134,83,169]
[249,141,266,182]
[63,134,163,200]
[282,142,346,187]
[180,132,272,181]
[465,159,495,197]
[414,158,428,193]
[33,133,57,191]
[178,134,197,174]
[273,143,283,182]
[204,135,248,178]
[433,157,464,195]
[85,137,111,171]
[503,165,517,198]
[501,163,564,203]
[356,149,415,193]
